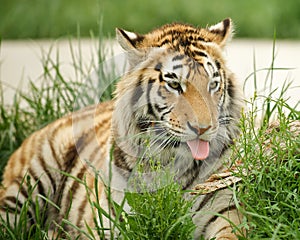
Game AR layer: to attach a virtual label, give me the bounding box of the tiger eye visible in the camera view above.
[168,81,181,90]
[209,80,220,91]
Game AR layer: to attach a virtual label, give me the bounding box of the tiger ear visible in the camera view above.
[116,28,145,67]
[116,28,144,50]
[207,18,234,47]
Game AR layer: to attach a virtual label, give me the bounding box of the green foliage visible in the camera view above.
[233,96,300,239]
[231,39,300,239]
[122,161,195,240]
[124,188,195,240]
[1,0,300,39]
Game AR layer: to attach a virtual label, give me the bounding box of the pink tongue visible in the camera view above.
[187,139,210,160]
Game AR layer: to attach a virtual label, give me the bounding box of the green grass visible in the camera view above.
[231,39,300,239]
[233,97,300,239]
[1,0,300,39]
[123,160,195,240]
[0,33,117,178]
[0,149,196,239]
[0,32,299,239]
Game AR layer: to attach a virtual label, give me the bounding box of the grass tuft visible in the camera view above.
[122,160,195,240]
[231,37,300,239]
[233,97,300,239]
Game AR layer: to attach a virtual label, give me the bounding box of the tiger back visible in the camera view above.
[0,18,243,239]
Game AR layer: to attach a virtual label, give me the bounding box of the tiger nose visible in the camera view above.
[187,122,211,135]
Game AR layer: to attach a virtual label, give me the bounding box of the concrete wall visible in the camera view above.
[1,39,299,108]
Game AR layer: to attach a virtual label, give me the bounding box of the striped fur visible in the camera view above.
[0,19,243,239]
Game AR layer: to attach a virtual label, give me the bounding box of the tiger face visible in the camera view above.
[112,19,242,180]
[147,51,221,160]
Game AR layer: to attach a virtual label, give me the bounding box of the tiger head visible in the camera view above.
[112,19,243,178]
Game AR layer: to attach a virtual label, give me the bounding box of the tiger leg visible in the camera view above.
[0,130,63,230]
[192,188,243,240]
[0,171,53,229]
[204,208,243,240]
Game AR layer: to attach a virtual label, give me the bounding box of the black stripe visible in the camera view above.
[182,161,202,190]
[171,139,181,148]
[3,196,36,225]
[160,108,172,121]
[214,225,234,237]
[218,115,231,125]
[159,73,164,82]
[65,166,86,218]
[194,192,216,213]
[202,63,210,77]
[187,121,198,135]
[2,201,35,226]
[215,60,221,69]
[222,19,230,37]
[168,126,184,135]
[164,72,178,79]
[4,196,23,212]
[146,78,156,118]
[203,204,237,234]
[76,198,88,226]
[39,153,57,193]
[207,61,214,69]
[137,117,151,131]
[197,36,206,42]
[29,168,46,198]
[194,50,208,58]
[113,143,133,172]
[117,28,144,47]
[173,64,183,70]
[159,39,170,46]
[172,54,185,61]
[54,147,78,209]
[221,70,227,107]
[63,147,78,172]
[154,62,162,71]
[75,135,86,152]
[131,77,144,106]
[185,69,191,80]
[148,78,156,84]
[1,204,20,215]
[213,71,220,78]
[49,137,62,169]
[154,104,168,113]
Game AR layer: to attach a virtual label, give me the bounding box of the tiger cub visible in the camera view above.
[0,18,243,239]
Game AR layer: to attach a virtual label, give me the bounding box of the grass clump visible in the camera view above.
[0,34,117,179]
[233,99,300,239]
[124,185,195,239]
[232,56,300,239]
[122,161,195,240]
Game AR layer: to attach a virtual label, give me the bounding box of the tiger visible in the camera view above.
[0,18,243,239]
